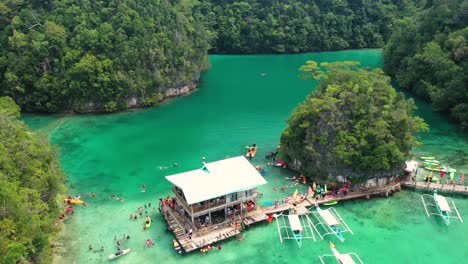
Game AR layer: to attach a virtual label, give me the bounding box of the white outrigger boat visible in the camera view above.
[421,190,463,225]
[319,241,364,264]
[310,206,353,242]
[108,248,131,259]
[274,211,316,248]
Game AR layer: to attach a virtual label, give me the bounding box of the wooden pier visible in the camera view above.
[261,182,402,215]
[160,204,243,253]
[160,182,401,254]
[401,180,468,195]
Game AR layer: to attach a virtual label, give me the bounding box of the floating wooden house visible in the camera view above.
[162,156,267,253]
[166,155,267,226]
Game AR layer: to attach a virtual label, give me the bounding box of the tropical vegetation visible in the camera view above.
[0,0,213,113]
[0,96,66,264]
[0,0,425,113]
[383,0,468,128]
[199,0,423,53]
[280,61,428,178]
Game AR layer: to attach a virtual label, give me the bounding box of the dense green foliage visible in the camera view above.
[0,0,213,112]
[383,0,468,128]
[281,62,428,178]
[0,0,425,113]
[200,0,423,53]
[0,96,66,263]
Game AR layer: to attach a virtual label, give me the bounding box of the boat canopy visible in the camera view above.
[288,215,302,231]
[435,195,451,213]
[338,253,357,264]
[319,209,340,226]
[165,156,267,205]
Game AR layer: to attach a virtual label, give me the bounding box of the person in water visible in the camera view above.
[89,244,93,250]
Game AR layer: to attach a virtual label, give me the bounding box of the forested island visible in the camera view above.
[1,0,423,113]
[281,61,428,179]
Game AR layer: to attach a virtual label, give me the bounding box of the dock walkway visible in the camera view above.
[160,182,401,254]
[402,180,468,194]
[262,182,401,215]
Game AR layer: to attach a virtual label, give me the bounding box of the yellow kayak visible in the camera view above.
[64,198,84,204]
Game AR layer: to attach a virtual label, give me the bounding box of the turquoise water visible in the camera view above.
[23,50,468,264]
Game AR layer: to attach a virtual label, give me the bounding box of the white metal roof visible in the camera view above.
[404,160,418,172]
[319,209,340,226]
[288,214,302,231]
[435,195,451,213]
[165,156,267,205]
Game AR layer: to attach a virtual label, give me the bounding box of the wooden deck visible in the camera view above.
[160,204,243,253]
[402,180,468,194]
[262,182,401,216]
[160,182,401,254]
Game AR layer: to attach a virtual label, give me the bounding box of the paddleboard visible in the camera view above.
[323,201,338,206]
[263,201,274,206]
[108,248,130,259]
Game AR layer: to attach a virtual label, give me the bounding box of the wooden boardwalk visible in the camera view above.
[160,204,243,253]
[402,180,468,194]
[160,182,402,254]
[261,182,402,215]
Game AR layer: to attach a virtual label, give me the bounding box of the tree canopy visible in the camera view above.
[383,0,468,129]
[0,0,426,113]
[281,61,428,179]
[0,0,213,113]
[198,0,423,54]
[0,96,66,264]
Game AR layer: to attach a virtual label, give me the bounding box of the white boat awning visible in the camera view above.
[435,195,451,213]
[319,209,340,226]
[288,214,302,231]
[338,254,356,264]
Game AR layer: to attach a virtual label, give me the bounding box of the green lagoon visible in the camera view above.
[24,50,468,264]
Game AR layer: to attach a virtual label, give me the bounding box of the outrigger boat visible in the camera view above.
[310,206,353,242]
[319,241,364,264]
[421,190,463,225]
[108,248,131,259]
[274,212,316,248]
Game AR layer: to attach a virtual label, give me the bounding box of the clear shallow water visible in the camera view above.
[23,50,468,264]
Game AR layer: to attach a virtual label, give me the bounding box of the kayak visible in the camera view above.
[420,156,436,160]
[64,198,84,204]
[108,249,130,259]
[423,160,440,164]
[323,201,338,206]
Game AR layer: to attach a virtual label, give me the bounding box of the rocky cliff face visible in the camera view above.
[76,79,199,113]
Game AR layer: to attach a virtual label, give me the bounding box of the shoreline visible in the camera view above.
[23,81,199,116]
